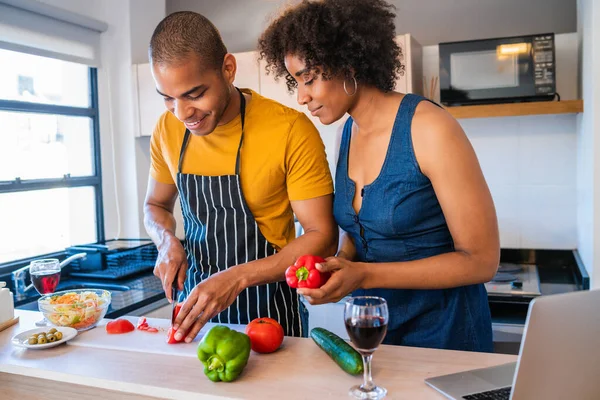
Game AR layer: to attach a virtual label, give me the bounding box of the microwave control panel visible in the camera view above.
[532,35,555,95]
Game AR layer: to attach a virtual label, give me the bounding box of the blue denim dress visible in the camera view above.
[333,94,493,352]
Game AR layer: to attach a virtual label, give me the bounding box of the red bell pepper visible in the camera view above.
[285,255,330,289]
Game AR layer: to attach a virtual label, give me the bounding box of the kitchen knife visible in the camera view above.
[171,285,179,326]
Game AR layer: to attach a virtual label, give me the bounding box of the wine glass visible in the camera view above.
[344,296,389,399]
[29,259,61,326]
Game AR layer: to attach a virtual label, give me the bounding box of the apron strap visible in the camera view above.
[234,87,245,176]
[177,129,191,174]
[177,87,246,175]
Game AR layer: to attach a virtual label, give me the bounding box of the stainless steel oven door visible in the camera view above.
[492,322,524,355]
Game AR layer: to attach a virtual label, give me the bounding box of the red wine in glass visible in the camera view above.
[29,258,61,327]
[31,270,61,294]
[345,316,388,351]
[344,296,389,400]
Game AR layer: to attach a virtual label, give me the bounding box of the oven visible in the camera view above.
[486,263,541,354]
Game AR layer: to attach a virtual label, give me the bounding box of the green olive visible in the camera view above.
[37,336,48,344]
[48,328,57,334]
[46,334,56,342]
[54,331,63,341]
[37,334,46,340]
[38,332,47,336]
[28,337,38,345]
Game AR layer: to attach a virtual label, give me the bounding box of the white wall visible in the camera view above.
[167,0,577,52]
[129,0,167,237]
[37,0,166,240]
[576,0,600,287]
[423,33,580,250]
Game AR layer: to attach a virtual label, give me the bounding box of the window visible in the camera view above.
[0,48,104,264]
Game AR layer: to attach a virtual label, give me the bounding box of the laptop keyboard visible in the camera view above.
[463,386,511,400]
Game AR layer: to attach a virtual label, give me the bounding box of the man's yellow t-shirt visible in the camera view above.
[150,89,333,251]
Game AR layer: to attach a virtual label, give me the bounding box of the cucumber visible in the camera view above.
[310,327,364,375]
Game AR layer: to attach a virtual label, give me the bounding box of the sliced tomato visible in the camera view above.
[136,316,148,329]
[106,319,135,334]
[146,327,159,333]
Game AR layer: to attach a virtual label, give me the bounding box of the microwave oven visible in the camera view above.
[439,33,556,106]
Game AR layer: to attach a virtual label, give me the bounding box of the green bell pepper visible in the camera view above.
[197,325,251,382]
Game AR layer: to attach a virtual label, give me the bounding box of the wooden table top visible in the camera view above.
[0,310,516,399]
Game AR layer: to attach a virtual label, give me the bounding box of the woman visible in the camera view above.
[258,0,499,352]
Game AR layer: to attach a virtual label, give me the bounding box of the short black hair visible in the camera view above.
[149,11,227,69]
[258,0,402,93]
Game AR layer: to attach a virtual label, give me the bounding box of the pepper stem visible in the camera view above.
[208,355,225,372]
[296,266,309,282]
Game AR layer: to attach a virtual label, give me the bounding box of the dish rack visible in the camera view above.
[66,239,158,280]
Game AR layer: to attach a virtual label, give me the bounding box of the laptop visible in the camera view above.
[425,289,600,400]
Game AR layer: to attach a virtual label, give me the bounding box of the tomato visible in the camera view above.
[245,317,284,353]
[166,303,185,344]
[106,319,135,334]
[166,327,183,344]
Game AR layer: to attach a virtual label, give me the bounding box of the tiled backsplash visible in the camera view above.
[461,114,578,249]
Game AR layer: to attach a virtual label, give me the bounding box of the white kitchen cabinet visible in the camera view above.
[258,58,298,109]
[317,119,345,178]
[133,34,423,138]
[132,63,165,137]
[258,59,324,126]
[394,33,423,95]
[302,298,349,340]
[257,57,342,175]
[233,51,260,92]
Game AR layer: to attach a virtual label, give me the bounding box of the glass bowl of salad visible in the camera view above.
[38,289,111,331]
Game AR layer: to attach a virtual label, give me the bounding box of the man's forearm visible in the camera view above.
[233,228,338,288]
[144,204,178,247]
[336,230,356,261]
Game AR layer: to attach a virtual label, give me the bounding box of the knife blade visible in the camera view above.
[171,285,179,326]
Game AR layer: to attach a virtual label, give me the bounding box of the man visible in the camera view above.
[144,11,337,343]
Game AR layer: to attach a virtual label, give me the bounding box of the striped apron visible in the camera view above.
[176,88,303,336]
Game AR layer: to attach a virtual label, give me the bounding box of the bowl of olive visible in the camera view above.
[11,326,78,349]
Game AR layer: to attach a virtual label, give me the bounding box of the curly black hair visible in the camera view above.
[258,0,402,93]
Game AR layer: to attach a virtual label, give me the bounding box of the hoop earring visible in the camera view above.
[343,77,358,96]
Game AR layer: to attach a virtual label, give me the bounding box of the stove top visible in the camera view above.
[485,263,541,297]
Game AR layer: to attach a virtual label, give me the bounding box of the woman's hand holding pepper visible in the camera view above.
[296,257,368,305]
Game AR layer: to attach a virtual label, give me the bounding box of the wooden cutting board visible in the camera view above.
[0,316,19,333]
[67,316,247,358]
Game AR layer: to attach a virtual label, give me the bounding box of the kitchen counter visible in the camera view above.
[1,310,517,399]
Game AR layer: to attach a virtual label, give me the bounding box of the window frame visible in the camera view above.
[0,67,105,268]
